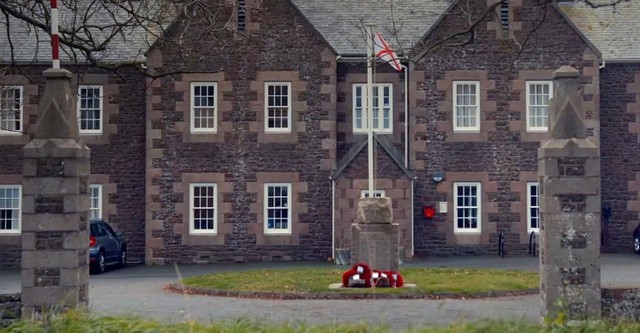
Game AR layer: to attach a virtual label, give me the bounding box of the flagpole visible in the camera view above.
[367,24,375,196]
[51,0,60,69]
[402,64,408,169]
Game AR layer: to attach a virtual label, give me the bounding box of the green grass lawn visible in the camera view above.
[4,311,640,333]
[179,267,539,295]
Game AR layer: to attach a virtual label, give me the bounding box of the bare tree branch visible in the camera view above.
[412,0,506,62]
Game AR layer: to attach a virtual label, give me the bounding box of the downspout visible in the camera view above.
[402,64,409,169]
[410,177,415,257]
[331,177,335,260]
[599,59,606,70]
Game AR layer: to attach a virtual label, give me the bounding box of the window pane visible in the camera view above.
[455,184,479,231]
[266,84,290,130]
[354,84,392,132]
[265,185,290,231]
[528,82,551,130]
[0,87,23,132]
[192,84,216,130]
[191,185,216,231]
[0,186,20,231]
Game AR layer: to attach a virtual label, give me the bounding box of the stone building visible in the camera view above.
[0,0,638,267]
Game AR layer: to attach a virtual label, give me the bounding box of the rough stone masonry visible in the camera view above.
[351,197,399,271]
[21,69,90,318]
[538,66,601,319]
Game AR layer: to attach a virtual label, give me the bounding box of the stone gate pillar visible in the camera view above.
[21,69,90,318]
[351,197,399,271]
[538,66,601,319]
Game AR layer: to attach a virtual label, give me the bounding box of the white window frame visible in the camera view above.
[361,190,385,198]
[190,82,218,133]
[352,83,393,134]
[0,185,21,234]
[526,81,553,132]
[453,81,480,132]
[189,183,217,234]
[264,183,292,235]
[264,82,292,133]
[527,182,540,234]
[0,86,23,135]
[77,85,103,134]
[453,182,481,234]
[89,184,102,220]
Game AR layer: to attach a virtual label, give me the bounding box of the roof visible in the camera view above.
[0,1,167,64]
[330,134,414,180]
[288,0,452,56]
[559,0,640,62]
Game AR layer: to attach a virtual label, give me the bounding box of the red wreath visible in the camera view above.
[374,270,404,288]
[341,262,373,288]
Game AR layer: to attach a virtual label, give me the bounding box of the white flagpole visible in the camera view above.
[402,64,408,169]
[367,24,375,196]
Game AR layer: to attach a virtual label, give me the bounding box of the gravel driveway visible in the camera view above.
[2,254,639,330]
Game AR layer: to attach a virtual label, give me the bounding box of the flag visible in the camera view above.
[373,32,403,72]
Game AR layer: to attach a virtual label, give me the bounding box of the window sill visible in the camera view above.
[0,131,23,136]
[452,129,481,133]
[265,129,292,134]
[0,231,21,235]
[264,231,292,236]
[453,230,481,234]
[190,130,218,134]
[353,131,393,135]
[189,231,218,236]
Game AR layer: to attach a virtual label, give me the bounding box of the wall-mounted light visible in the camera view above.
[432,171,445,183]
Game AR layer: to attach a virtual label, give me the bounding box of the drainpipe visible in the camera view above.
[410,177,415,257]
[599,59,606,70]
[402,64,409,169]
[331,177,335,260]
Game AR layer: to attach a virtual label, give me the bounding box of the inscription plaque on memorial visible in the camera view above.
[351,197,399,271]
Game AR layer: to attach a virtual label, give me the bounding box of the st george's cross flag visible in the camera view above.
[373,32,403,72]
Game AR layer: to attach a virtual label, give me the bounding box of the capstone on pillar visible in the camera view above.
[21,69,91,318]
[538,65,601,320]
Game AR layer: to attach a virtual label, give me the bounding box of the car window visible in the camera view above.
[90,224,100,237]
[102,222,117,237]
[92,223,107,237]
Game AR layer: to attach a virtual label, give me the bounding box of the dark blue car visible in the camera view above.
[89,219,127,274]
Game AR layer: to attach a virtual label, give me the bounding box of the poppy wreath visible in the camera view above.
[341,262,373,288]
[372,270,404,288]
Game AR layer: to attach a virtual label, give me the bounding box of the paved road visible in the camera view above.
[1,254,640,330]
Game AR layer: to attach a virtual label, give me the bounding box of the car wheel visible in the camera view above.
[96,252,106,274]
[635,236,640,254]
[118,248,127,268]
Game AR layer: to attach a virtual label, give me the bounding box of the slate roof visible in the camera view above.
[288,0,452,56]
[3,0,640,65]
[558,0,640,61]
[0,2,165,64]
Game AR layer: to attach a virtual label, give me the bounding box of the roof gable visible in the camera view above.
[288,0,451,56]
[330,135,414,180]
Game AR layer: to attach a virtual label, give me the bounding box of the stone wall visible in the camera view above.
[144,0,336,264]
[602,288,640,320]
[600,63,640,253]
[411,0,599,256]
[0,293,20,327]
[0,67,147,267]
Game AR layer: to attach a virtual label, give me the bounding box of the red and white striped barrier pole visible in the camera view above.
[51,0,60,69]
